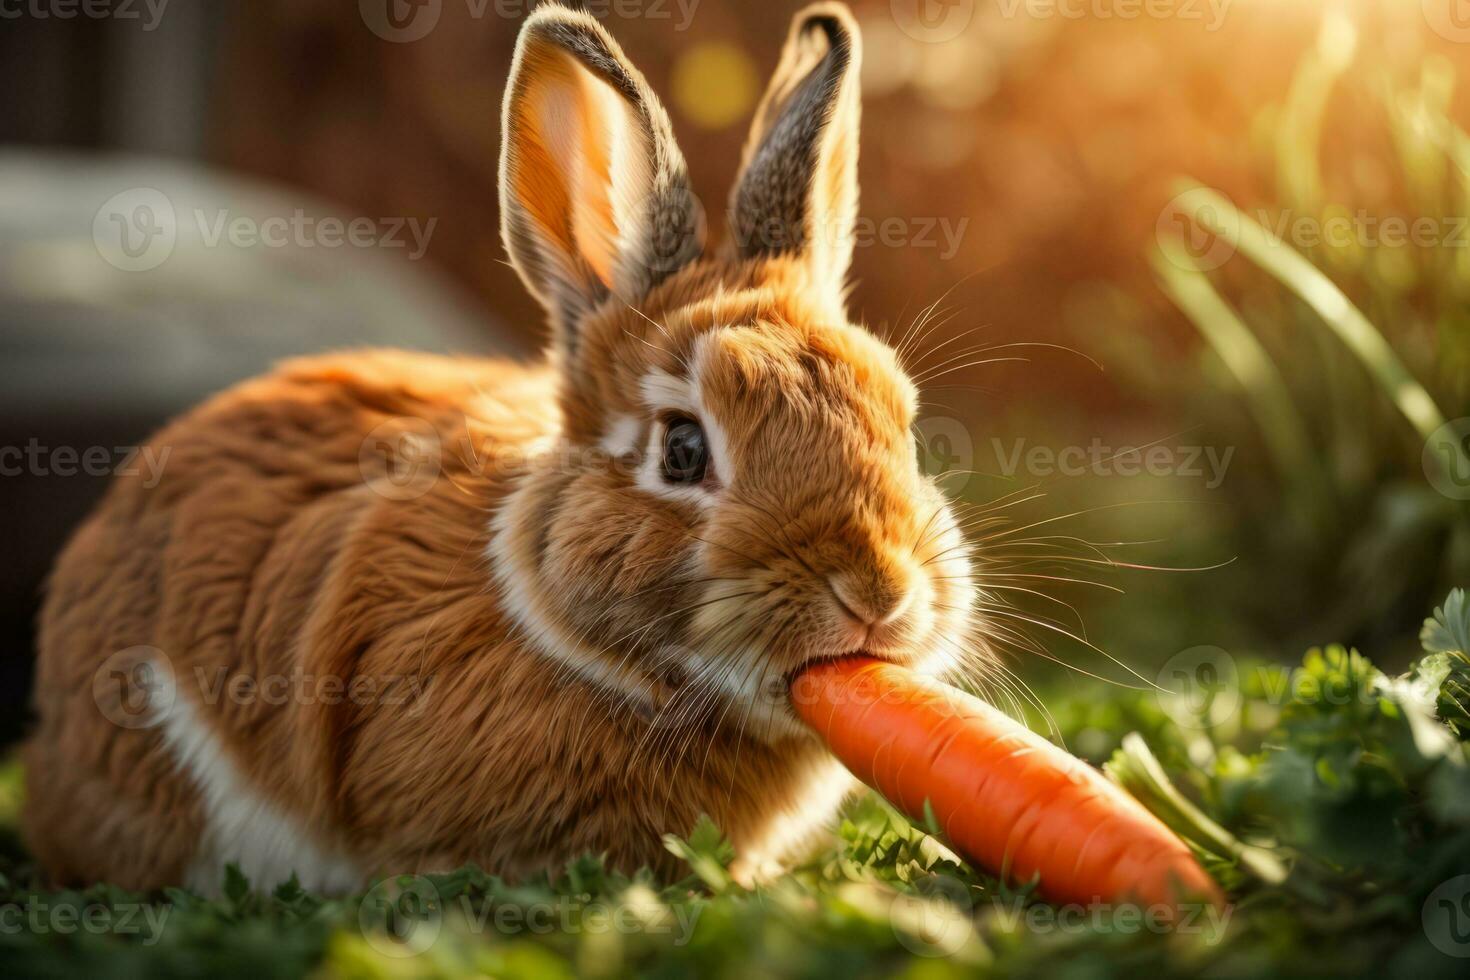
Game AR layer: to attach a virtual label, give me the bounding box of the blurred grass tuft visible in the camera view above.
[1138,10,1470,657]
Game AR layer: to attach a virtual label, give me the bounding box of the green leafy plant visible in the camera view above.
[1418,588,1470,739]
[3,591,1470,979]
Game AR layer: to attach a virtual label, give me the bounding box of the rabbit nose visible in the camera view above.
[827,568,916,628]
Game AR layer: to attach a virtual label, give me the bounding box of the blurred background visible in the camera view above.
[1,0,1468,744]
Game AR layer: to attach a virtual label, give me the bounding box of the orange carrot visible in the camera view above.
[791,656,1223,911]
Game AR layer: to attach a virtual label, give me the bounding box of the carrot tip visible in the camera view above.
[790,656,1223,911]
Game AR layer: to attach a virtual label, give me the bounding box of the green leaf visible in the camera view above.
[272,873,303,905]
[1422,588,1470,656]
[222,863,250,906]
[1106,732,1289,888]
[683,813,735,865]
[663,815,735,892]
[921,798,942,838]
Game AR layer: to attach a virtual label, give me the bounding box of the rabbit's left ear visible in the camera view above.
[727,3,861,308]
[500,6,702,350]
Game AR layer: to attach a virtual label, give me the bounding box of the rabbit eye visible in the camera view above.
[662,417,708,484]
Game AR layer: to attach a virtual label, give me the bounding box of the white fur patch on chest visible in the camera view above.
[150,661,363,896]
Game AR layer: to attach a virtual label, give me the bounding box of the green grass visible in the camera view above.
[2,593,1469,979]
[1099,14,1470,657]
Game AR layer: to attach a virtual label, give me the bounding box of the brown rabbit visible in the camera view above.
[24,1,977,893]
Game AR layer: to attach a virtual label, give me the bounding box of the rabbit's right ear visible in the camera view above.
[726,3,861,311]
[500,6,702,353]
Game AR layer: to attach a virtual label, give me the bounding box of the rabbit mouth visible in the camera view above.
[783,649,896,686]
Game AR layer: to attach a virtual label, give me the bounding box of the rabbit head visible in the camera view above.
[493,2,978,741]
